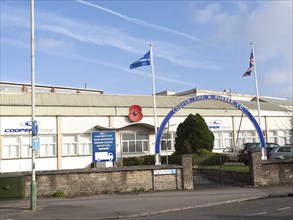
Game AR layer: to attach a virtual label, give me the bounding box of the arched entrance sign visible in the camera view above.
[155,95,265,155]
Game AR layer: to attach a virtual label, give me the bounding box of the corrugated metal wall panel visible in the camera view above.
[0,93,288,112]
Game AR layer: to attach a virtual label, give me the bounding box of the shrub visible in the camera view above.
[52,190,65,198]
[161,152,182,165]
[175,114,214,154]
[123,155,155,166]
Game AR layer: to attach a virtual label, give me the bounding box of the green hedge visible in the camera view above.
[122,153,182,166]
[161,152,182,165]
[123,155,156,166]
[122,150,228,166]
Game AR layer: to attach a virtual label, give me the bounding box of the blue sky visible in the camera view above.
[1,0,292,99]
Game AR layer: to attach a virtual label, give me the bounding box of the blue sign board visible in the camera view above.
[92,131,116,162]
[32,120,38,136]
[32,137,40,151]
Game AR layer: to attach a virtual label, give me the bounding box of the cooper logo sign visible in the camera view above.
[4,121,40,133]
[208,120,223,129]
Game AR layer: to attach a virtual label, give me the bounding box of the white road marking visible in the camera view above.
[245,212,267,216]
[278,207,291,211]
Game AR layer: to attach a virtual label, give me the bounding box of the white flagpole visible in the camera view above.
[149,44,160,165]
[251,42,266,160]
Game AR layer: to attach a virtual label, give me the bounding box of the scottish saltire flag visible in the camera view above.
[129,51,151,69]
[243,50,254,76]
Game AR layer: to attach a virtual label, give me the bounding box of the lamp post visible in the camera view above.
[30,0,37,210]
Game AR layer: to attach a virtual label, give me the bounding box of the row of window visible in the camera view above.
[214,130,292,149]
[2,135,56,159]
[1,133,152,159]
[1,135,90,159]
[213,130,262,149]
[268,130,293,146]
[1,130,292,159]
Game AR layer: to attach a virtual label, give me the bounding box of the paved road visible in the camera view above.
[129,197,293,220]
[0,186,292,220]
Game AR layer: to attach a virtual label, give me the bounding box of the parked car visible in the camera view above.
[222,147,241,162]
[238,142,280,165]
[268,145,293,161]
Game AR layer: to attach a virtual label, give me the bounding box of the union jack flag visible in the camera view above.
[243,50,254,77]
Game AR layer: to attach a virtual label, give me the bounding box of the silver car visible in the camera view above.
[222,147,241,162]
[268,145,293,161]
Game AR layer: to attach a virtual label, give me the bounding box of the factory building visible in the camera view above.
[0,82,292,173]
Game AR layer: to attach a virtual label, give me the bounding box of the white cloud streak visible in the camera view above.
[191,1,292,63]
[1,15,194,87]
[75,0,215,47]
[2,3,222,71]
[190,1,292,99]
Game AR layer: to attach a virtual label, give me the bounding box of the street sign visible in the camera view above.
[92,131,116,162]
[32,137,40,151]
[32,121,38,136]
[154,169,177,175]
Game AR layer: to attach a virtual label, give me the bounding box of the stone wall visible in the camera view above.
[249,152,293,186]
[4,153,292,199]
[19,165,183,197]
[1,156,196,199]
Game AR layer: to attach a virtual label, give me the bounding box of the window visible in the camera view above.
[62,135,77,156]
[213,132,221,149]
[122,133,148,154]
[269,131,278,143]
[288,130,293,145]
[2,136,20,159]
[246,131,257,143]
[62,134,92,156]
[39,135,56,157]
[269,130,293,145]
[21,136,32,158]
[236,131,258,146]
[161,133,175,151]
[212,131,233,149]
[223,132,233,147]
[79,134,91,155]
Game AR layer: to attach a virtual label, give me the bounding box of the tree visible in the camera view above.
[175,113,214,154]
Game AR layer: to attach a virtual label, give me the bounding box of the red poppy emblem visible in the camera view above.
[128,105,143,122]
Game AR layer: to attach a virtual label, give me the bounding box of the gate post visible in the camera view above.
[248,151,262,186]
[181,154,194,190]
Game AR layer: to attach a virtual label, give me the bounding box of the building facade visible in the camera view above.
[0,82,292,173]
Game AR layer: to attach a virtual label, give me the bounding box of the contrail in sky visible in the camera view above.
[75,0,212,46]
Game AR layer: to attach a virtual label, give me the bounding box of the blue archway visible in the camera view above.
[155,95,265,154]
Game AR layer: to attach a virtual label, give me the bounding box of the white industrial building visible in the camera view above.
[0,82,292,173]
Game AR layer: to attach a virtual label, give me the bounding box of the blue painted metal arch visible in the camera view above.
[155,95,265,154]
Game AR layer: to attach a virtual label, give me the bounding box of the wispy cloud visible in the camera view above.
[191,1,292,63]
[2,3,222,71]
[264,69,292,99]
[75,0,215,47]
[1,37,193,87]
[264,69,292,85]
[45,52,194,87]
[1,1,223,91]
[190,1,292,99]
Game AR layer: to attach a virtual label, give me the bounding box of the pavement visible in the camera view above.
[0,185,292,220]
